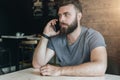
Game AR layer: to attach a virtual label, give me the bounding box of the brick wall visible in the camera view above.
[80,0,120,74]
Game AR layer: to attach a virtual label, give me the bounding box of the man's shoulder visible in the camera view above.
[82,26,101,37]
[82,26,104,40]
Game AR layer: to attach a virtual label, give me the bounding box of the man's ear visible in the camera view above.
[77,12,82,21]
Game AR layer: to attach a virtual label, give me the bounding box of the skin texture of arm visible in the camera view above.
[60,47,107,76]
[32,19,60,69]
[40,46,107,76]
[32,36,55,68]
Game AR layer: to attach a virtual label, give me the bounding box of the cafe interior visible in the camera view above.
[0,0,120,78]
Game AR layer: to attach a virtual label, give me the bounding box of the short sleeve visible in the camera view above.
[47,39,55,51]
[88,31,106,52]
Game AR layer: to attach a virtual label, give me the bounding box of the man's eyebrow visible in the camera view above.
[58,12,70,16]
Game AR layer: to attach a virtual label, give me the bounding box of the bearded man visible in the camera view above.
[32,0,107,76]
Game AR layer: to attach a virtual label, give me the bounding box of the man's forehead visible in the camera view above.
[58,4,76,14]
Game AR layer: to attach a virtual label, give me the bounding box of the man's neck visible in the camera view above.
[67,26,81,45]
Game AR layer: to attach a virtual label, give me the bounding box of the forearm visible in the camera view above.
[32,36,49,68]
[60,61,107,76]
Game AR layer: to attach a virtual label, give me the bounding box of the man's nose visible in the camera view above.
[59,15,65,22]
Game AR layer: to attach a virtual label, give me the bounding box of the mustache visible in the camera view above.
[60,22,68,26]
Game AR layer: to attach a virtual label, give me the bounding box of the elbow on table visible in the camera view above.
[94,70,106,76]
[86,63,107,76]
[87,70,106,77]
[32,60,41,69]
[93,61,107,76]
[93,65,107,76]
[32,60,47,69]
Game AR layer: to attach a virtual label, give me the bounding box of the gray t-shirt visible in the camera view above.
[47,26,106,66]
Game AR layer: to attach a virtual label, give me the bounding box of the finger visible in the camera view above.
[41,71,51,76]
[42,67,54,74]
[40,67,47,71]
[40,64,50,71]
[54,19,58,25]
[40,69,47,73]
[40,68,51,76]
[47,19,55,27]
[51,19,58,27]
[56,31,60,35]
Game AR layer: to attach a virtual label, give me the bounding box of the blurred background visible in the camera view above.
[0,0,120,75]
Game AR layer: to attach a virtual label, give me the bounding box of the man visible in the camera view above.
[32,0,107,76]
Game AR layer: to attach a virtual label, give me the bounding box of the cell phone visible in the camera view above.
[54,20,60,32]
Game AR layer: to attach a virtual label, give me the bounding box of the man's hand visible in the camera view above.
[40,64,61,76]
[43,19,60,37]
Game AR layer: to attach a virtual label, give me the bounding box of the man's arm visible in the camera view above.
[32,19,60,69]
[32,36,55,68]
[60,46,107,76]
[40,46,107,76]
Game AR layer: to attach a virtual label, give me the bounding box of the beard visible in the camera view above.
[60,16,78,35]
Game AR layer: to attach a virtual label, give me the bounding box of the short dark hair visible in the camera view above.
[56,0,82,13]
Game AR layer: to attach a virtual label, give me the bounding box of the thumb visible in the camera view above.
[56,31,60,35]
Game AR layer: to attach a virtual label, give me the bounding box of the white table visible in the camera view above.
[0,68,120,80]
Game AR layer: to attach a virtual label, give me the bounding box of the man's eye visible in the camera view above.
[64,13,70,17]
